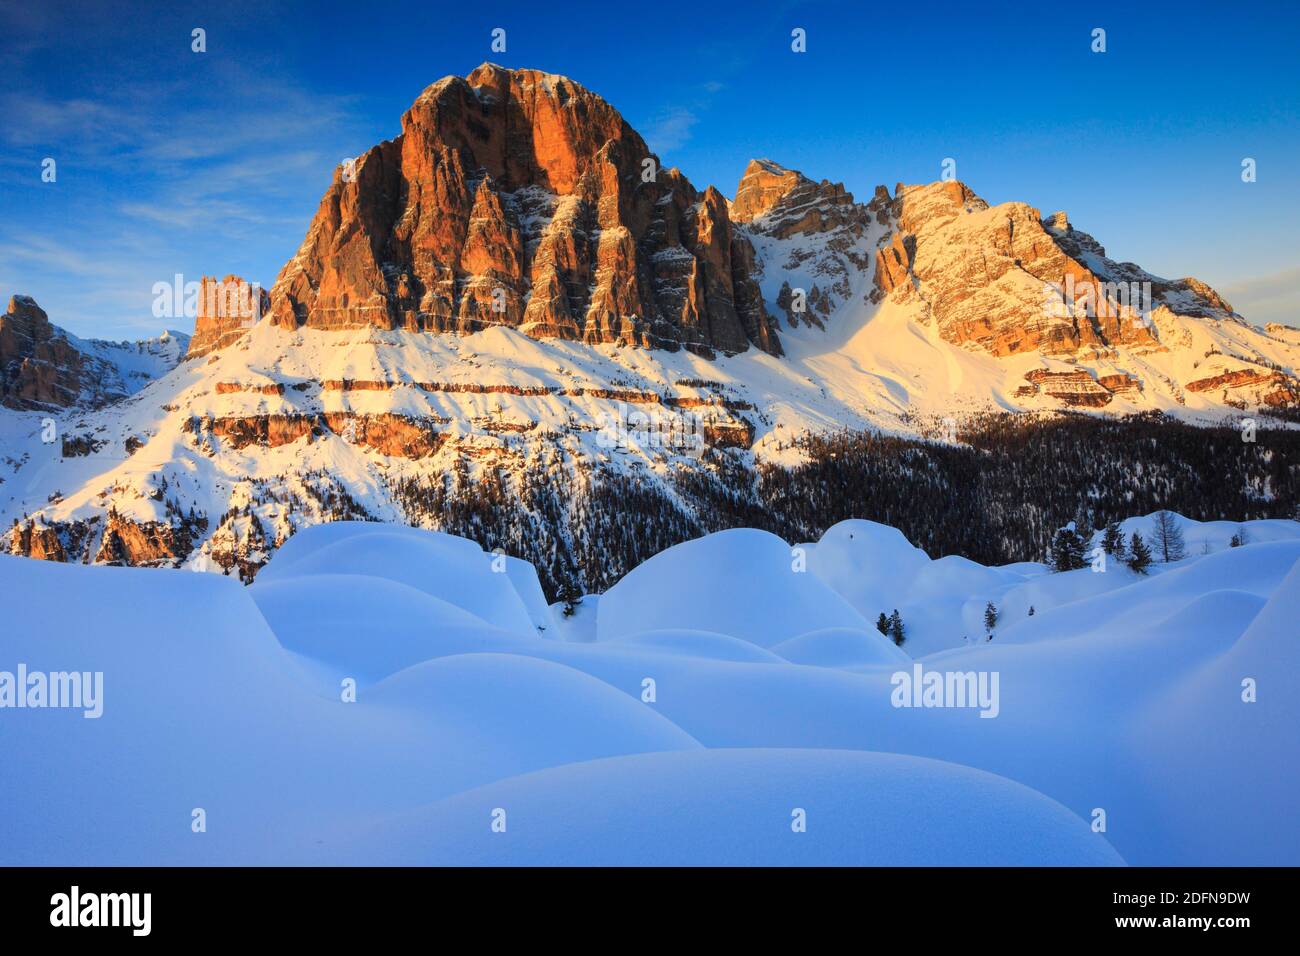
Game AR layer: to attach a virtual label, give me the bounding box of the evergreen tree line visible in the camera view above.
[318,412,1297,602]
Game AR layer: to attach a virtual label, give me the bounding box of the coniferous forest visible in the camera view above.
[387,412,1298,600]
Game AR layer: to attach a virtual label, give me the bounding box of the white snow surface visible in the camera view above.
[1,513,1297,865]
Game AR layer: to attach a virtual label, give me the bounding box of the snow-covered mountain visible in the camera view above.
[2,64,1296,585]
[0,294,188,411]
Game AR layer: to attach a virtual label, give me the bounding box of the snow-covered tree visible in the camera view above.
[983,601,999,637]
[875,611,890,635]
[558,581,583,617]
[1051,527,1087,571]
[888,609,905,647]
[1101,520,1126,557]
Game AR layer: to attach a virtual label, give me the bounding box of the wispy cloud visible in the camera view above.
[1220,265,1300,326]
[643,108,700,154]
[637,79,730,158]
[0,53,371,339]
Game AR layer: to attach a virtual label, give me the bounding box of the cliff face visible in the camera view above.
[268,64,781,359]
[730,159,886,329]
[0,296,122,410]
[4,64,1299,584]
[1,295,190,410]
[868,181,1243,360]
[187,276,270,360]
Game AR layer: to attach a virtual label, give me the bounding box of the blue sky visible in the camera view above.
[2,0,1297,340]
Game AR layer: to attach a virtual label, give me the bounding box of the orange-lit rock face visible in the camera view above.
[187,276,270,359]
[1185,368,1277,393]
[732,159,882,329]
[7,519,66,561]
[268,64,780,359]
[196,412,443,459]
[1022,369,1115,407]
[869,184,1237,359]
[1184,368,1300,408]
[731,159,864,238]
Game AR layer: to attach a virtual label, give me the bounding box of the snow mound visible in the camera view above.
[256,525,536,636]
[771,627,911,668]
[805,519,932,622]
[597,528,869,647]
[503,555,555,634]
[366,654,701,775]
[269,521,483,570]
[337,749,1124,866]
[607,628,785,663]
[3,514,1295,866]
[1126,557,1300,864]
[250,573,528,684]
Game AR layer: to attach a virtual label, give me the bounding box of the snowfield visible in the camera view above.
[1,513,1297,866]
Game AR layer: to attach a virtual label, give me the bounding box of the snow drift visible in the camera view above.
[1,513,1296,865]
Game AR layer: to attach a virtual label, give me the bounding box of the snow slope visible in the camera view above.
[1,511,1295,865]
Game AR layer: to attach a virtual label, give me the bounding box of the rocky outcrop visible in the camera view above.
[1185,368,1278,392]
[268,64,781,359]
[187,276,270,359]
[1185,368,1300,407]
[731,159,886,328]
[189,412,445,458]
[94,513,195,567]
[731,159,866,238]
[215,381,284,395]
[1097,373,1142,395]
[7,518,67,561]
[1,295,189,409]
[868,183,1246,360]
[0,295,121,409]
[1019,369,1117,407]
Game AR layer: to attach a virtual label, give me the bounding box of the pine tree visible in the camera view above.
[1028,605,1035,616]
[1152,510,1186,562]
[888,609,905,647]
[557,580,583,618]
[1050,527,1087,571]
[1101,520,1126,557]
[1073,508,1095,551]
[875,612,890,636]
[983,601,999,637]
[1127,532,1153,574]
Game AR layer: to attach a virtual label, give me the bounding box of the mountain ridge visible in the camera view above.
[2,64,1296,586]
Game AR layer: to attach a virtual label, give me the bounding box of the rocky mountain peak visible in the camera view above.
[1,294,83,409]
[1,294,188,410]
[267,64,780,359]
[731,159,868,239]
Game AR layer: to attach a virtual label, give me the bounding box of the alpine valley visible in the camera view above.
[3,64,1298,596]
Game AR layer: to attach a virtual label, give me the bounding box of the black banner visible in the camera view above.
[0,866,1280,941]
